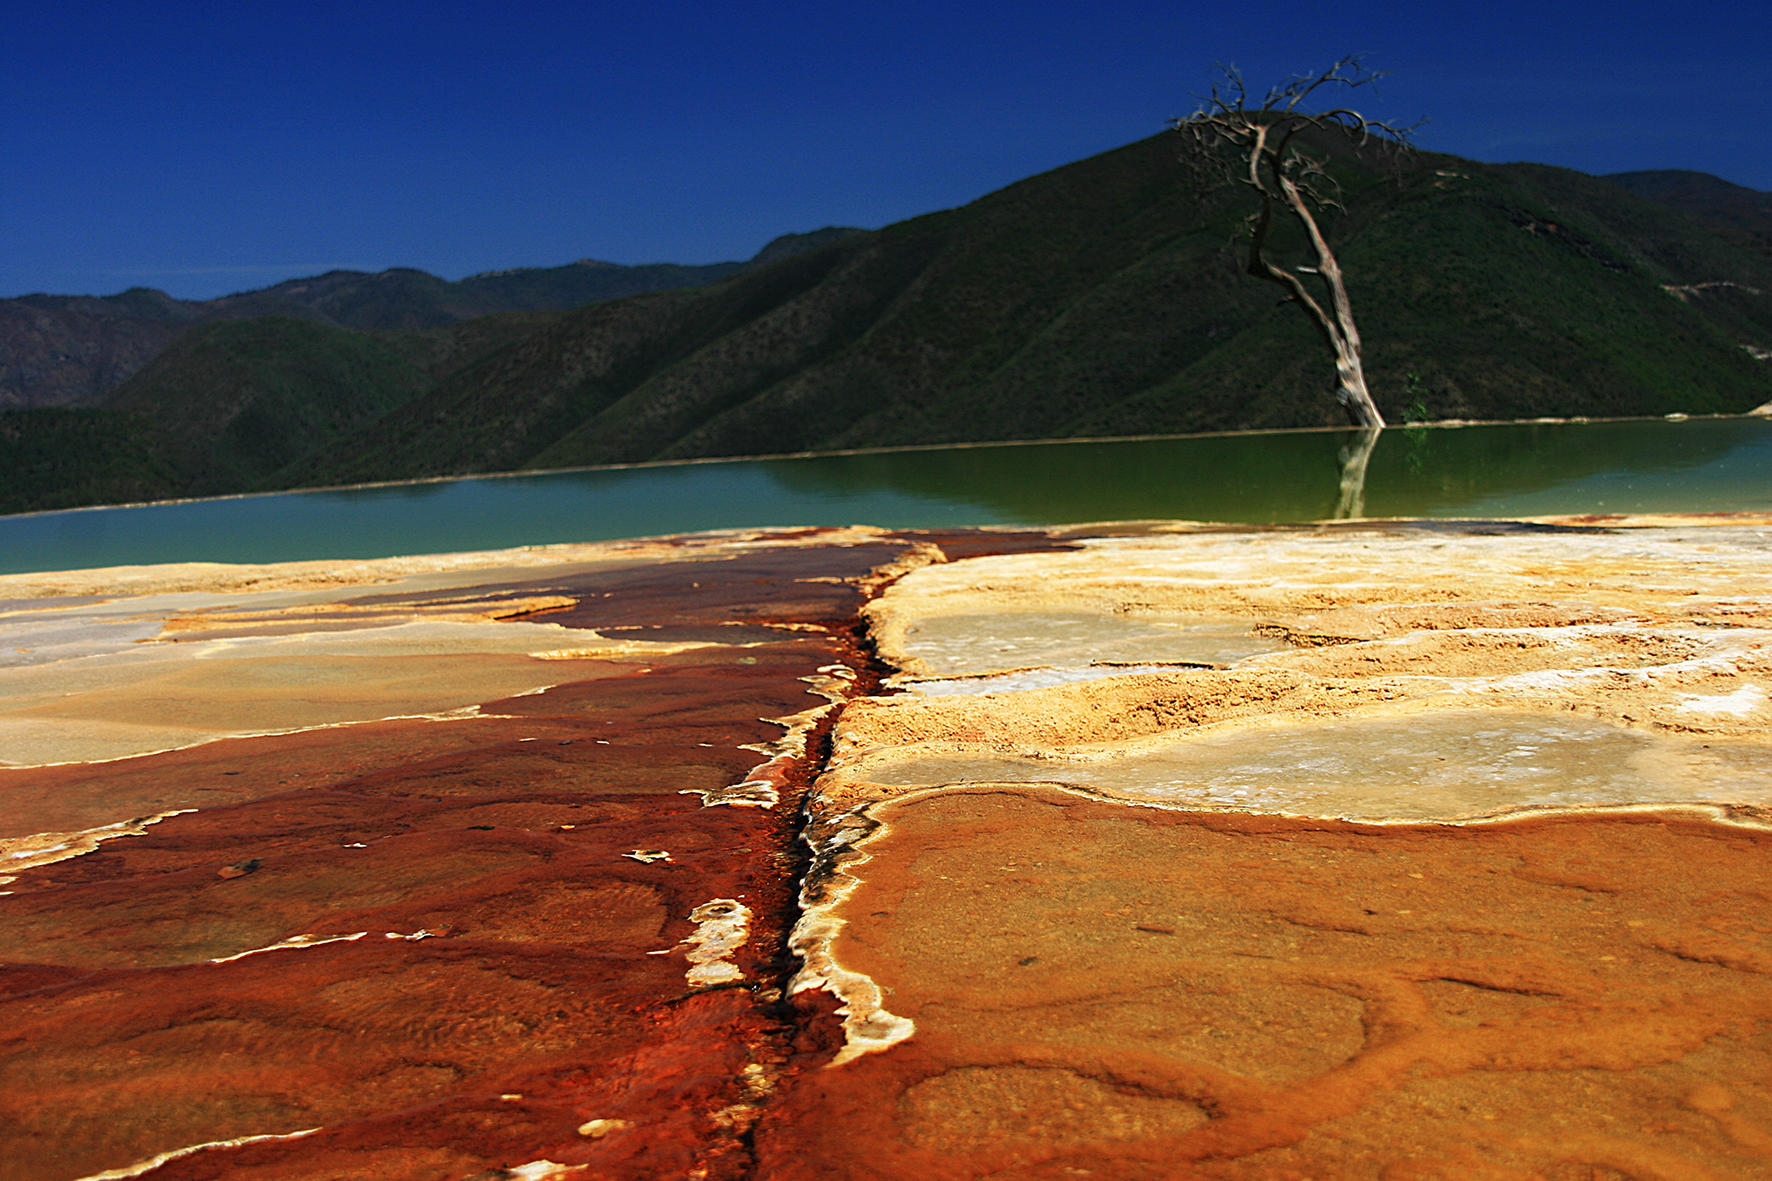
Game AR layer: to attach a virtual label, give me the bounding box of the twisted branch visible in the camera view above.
[1174,56,1418,429]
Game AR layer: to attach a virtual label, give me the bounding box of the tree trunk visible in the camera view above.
[1284,180,1386,430]
[1242,174,1388,430]
[1332,343,1383,429]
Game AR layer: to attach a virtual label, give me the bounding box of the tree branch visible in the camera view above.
[1173,56,1414,429]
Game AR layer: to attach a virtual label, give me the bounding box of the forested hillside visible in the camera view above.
[4,131,1769,513]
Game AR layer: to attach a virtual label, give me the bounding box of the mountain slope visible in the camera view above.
[7,136,1772,514]
[286,131,1772,489]
[104,317,436,495]
[0,228,864,409]
[0,409,178,514]
[0,291,197,410]
[1605,170,1772,254]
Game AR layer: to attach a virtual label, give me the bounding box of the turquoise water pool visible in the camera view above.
[1,417,1767,574]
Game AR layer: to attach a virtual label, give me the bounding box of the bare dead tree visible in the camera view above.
[1177,57,1414,429]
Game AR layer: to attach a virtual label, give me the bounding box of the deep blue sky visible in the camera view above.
[6,0,1768,300]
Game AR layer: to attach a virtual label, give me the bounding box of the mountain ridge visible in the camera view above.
[0,228,864,410]
[3,136,1770,515]
[1604,170,1772,232]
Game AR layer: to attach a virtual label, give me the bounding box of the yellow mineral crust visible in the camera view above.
[792,517,1772,1107]
[0,526,901,768]
[0,523,901,601]
[834,523,1772,818]
[862,520,1772,673]
[0,621,602,766]
[152,594,578,635]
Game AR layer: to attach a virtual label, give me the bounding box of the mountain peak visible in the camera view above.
[749,227,867,267]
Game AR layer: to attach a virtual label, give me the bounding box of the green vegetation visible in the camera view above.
[0,409,178,514]
[105,317,434,495]
[5,133,1770,514]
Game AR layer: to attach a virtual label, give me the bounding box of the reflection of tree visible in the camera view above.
[1333,427,1380,519]
[1401,420,1435,475]
[758,421,1758,525]
[761,433,1357,525]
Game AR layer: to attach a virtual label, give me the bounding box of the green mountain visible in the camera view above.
[0,229,863,410]
[4,132,1770,514]
[285,131,1772,487]
[0,310,571,514]
[0,409,180,514]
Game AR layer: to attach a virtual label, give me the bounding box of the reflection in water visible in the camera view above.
[326,481,456,503]
[767,417,1771,524]
[1333,428,1380,519]
[762,431,1358,524]
[1401,421,1434,475]
[0,419,1766,573]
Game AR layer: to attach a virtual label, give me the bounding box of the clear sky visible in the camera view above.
[6,0,1768,300]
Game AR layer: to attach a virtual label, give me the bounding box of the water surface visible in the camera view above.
[900,613,1284,677]
[2,418,1766,574]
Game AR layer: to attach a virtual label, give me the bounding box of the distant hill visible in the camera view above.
[0,287,205,410]
[0,228,863,410]
[4,135,1770,515]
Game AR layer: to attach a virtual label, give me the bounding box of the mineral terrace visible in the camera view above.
[1,515,1769,1181]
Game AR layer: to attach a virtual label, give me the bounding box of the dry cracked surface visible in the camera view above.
[1,515,1769,1180]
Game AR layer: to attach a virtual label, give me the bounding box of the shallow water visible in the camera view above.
[0,612,164,668]
[906,663,1194,696]
[899,612,1284,678]
[858,712,1772,822]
